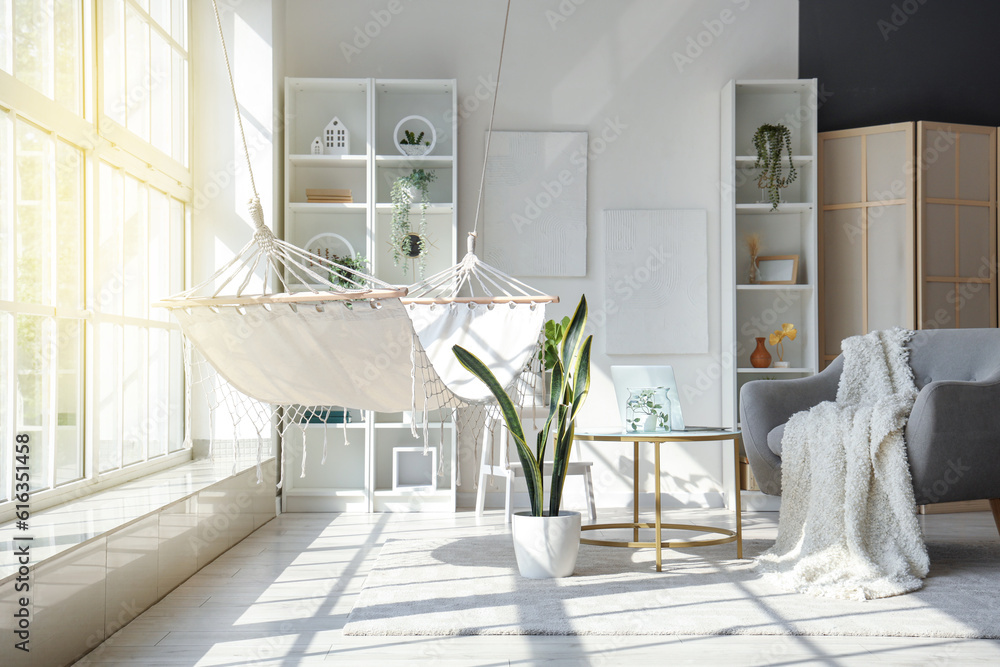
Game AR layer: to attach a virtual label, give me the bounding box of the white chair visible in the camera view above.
[475,412,597,524]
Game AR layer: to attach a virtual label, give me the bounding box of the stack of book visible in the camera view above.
[306,188,352,203]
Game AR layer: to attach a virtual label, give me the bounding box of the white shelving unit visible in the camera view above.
[721,79,820,512]
[282,77,458,513]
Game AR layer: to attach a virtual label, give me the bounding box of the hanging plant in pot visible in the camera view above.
[389,168,437,277]
[454,295,593,579]
[752,123,797,211]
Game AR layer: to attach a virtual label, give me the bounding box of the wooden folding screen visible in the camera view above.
[818,123,916,369]
[916,122,997,329]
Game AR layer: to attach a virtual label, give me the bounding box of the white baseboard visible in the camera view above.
[741,490,781,512]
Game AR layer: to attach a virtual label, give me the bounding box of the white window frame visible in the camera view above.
[0,0,193,522]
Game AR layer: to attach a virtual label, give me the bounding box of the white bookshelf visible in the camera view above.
[721,79,820,512]
[281,77,458,513]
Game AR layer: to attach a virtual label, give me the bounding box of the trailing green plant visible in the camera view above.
[389,168,437,277]
[454,295,593,518]
[400,129,430,146]
[539,316,571,371]
[320,250,369,289]
[752,123,797,211]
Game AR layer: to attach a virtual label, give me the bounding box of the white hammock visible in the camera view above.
[161,0,549,486]
[157,205,551,413]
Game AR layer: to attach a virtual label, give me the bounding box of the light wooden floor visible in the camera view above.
[75,508,1000,666]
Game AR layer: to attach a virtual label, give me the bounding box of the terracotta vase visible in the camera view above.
[750,337,772,368]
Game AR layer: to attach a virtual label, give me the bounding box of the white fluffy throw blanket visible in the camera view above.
[755,328,929,600]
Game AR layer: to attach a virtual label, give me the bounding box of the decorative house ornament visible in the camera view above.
[323,116,349,155]
[310,137,323,155]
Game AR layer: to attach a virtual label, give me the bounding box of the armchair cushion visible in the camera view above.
[767,423,786,457]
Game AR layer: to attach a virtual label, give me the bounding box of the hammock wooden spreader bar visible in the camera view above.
[160,290,407,308]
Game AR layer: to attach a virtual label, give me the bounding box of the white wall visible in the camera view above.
[190,0,284,442]
[280,0,798,507]
[193,0,798,507]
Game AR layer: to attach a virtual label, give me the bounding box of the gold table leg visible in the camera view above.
[654,440,662,572]
[633,441,639,543]
[734,436,743,559]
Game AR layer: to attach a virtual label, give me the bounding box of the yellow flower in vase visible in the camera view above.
[769,323,797,368]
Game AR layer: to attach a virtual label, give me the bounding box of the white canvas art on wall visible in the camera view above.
[484,131,588,277]
[603,210,708,354]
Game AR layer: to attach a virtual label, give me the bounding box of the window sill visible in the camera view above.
[0,455,274,579]
[0,449,195,524]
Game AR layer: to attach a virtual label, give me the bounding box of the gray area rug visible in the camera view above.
[343,534,1000,637]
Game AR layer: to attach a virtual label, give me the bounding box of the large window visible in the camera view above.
[0,0,190,509]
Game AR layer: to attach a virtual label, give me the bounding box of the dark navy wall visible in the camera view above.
[799,1,1000,132]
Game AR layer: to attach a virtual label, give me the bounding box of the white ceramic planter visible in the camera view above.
[401,143,430,156]
[511,510,581,578]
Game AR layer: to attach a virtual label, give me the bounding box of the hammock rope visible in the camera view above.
[404,233,557,304]
[472,0,513,236]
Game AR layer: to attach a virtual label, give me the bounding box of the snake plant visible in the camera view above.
[454,295,593,517]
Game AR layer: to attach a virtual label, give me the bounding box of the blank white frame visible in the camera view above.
[484,131,588,277]
[392,447,437,491]
[604,210,709,354]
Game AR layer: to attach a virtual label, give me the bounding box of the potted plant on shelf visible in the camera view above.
[454,295,593,579]
[390,168,437,277]
[323,251,369,289]
[399,129,431,156]
[752,123,797,211]
[769,323,797,368]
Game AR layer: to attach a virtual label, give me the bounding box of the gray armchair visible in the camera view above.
[740,328,1000,537]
